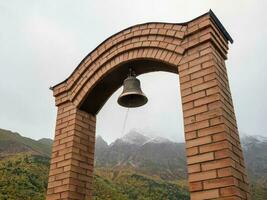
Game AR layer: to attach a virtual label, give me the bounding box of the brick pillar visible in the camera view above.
[46,102,95,200]
[179,42,250,200]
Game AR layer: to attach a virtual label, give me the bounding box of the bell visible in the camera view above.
[118,69,148,108]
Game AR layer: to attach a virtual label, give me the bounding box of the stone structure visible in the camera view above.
[46,10,250,200]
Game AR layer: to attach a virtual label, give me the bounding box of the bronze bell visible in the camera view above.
[118,69,148,108]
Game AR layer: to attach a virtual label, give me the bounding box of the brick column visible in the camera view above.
[46,102,96,200]
[179,42,250,200]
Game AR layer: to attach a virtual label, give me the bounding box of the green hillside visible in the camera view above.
[0,129,267,199]
[0,154,189,200]
[0,154,49,200]
[94,173,189,200]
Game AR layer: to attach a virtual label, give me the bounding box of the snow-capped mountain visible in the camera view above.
[121,131,150,145]
[95,131,187,180]
[241,135,267,150]
[143,136,171,145]
[240,135,267,179]
[95,131,267,181]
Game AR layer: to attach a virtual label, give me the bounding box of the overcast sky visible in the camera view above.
[0,0,266,143]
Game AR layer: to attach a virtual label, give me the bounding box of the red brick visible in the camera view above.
[183,105,208,117]
[201,158,235,171]
[195,109,222,122]
[199,140,232,153]
[217,167,243,180]
[187,146,199,156]
[181,88,192,97]
[189,170,217,182]
[220,186,247,198]
[198,124,225,137]
[215,148,239,160]
[187,152,214,164]
[203,177,238,189]
[191,189,219,200]
[186,136,212,148]
[180,77,204,90]
[179,64,201,77]
[192,79,218,92]
[179,52,200,65]
[194,94,220,107]
[189,181,203,191]
[185,131,197,140]
[190,66,215,80]
[182,90,206,103]
[183,102,194,110]
[46,193,60,200]
[185,120,209,132]
[188,164,201,173]
[189,54,213,67]
[47,180,62,189]
[179,75,190,83]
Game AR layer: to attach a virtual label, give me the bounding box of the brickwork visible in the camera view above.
[46,102,95,200]
[179,43,250,199]
[47,11,250,200]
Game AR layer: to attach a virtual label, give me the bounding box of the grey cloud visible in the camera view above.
[0,0,266,142]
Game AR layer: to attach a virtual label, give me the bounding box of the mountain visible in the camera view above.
[242,135,267,179]
[0,129,52,158]
[0,129,190,199]
[0,128,267,199]
[95,131,187,180]
[38,138,53,147]
[241,135,267,199]
[121,131,150,145]
[95,132,267,199]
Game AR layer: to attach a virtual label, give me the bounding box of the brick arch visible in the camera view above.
[54,22,186,110]
[79,58,182,114]
[78,51,184,114]
[47,10,250,200]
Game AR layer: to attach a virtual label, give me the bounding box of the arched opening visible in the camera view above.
[93,69,189,199]
[96,71,184,142]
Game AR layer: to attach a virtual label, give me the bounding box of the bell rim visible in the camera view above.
[117,94,148,108]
